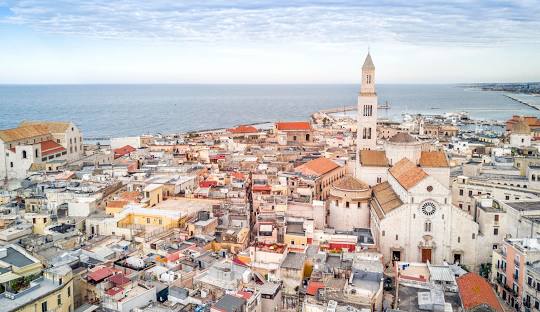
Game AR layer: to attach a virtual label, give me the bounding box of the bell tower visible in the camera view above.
[357,52,378,151]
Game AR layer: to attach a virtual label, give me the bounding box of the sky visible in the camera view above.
[0,0,539,84]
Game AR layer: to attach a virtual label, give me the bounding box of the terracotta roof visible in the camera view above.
[457,272,504,312]
[107,200,128,209]
[389,158,428,190]
[359,150,389,167]
[108,273,130,286]
[87,267,114,282]
[229,125,258,134]
[19,121,72,134]
[0,125,49,143]
[306,281,325,296]
[275,121,311,131]
[113,145,136,159]
[332,176,369,191]
[419,151,449,168]
[512,118,531,134]
[388,132,417,143]
[105,286,124,296]
[295,157,339,177]
[40,140,66,156]
[372,182,402,218]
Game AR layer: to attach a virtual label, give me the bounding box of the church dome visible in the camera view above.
[388,132,417,143]
[332,176,369,191]
[513,118,531,135]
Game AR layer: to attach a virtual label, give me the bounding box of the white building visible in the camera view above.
[509,118,532,148]
[350,53,480,270]
[0,121,83,179]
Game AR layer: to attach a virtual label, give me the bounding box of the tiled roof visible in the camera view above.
[229,125,258,134]
[40,140,66,156]
[113,145,136,159]
[332,176,369,191]
[371,182,402,218]
[105,286,124,296]
[0,125,49,143]
[389,158,428,190]
[295,157,339,177]
[388,132,417,143]
[360,150,389,167]
[87,267,114,282]
[275,121,311,131]
[108,273,130,286]
[19,121,71,134]
[106,200,128,209]
[419,151,449,168]
[457,272,503,312]
[306,281,325,296]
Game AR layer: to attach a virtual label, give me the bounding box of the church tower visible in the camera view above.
[357,52,378,151]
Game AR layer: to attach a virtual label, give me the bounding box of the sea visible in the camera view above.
[0,84,538,138]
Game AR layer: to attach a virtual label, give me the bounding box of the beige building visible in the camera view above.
[274,122,314,145]
[294,157,347,200]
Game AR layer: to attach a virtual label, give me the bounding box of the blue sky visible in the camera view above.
[0,0,539,84]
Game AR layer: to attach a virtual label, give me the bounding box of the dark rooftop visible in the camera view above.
[213,294,246,312]
[0,246,37,267]
[506,201,540,211]
[281,252,306,270]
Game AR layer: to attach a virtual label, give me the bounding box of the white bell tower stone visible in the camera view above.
[357,52,378,151]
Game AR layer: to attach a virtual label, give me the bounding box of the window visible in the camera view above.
[382,231,385,236]
[458,236,461,243]
[42,301,48,312]
[494,214,499,222]
[10,162,13,168]
[505,195,510,200]
[424,221,432,232]
[22,150,27,159]
[57,294,61,305]
[395,234,398,241]
[35,149,38,157]
[346,201,350,208]
[468,190,473,196]
[68,286,71,297]
[377,177,382,183]
[293,135,297,141]
[472,233,476,239]
[494,228,499,235]
[459,189,463,196]
[146,218,150,224]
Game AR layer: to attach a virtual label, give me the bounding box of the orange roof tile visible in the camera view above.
[107,200,128,209]
[371,182,402,218]
[306,281,325,296]
[419,151,449,168]
[457,272,503,312]
[19,121,72,133]
[360,150,389,167]
[295,157,339,177]
[389,158,428,190]
[0,125,50,143]
[229,125,258,134]
[275,121,311,131]
[40,140,66,156]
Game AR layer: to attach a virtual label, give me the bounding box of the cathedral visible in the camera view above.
[352,52,480,270]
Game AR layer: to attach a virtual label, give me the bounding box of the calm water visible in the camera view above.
[0,84,538,137]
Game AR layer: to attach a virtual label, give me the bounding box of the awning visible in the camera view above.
[0,271,21,284]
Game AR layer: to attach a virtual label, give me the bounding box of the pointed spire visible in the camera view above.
[362,52,375,70]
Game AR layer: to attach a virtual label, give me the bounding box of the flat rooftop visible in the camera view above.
[506,201,540,211]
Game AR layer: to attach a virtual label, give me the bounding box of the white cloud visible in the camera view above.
[2,0,540,46]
